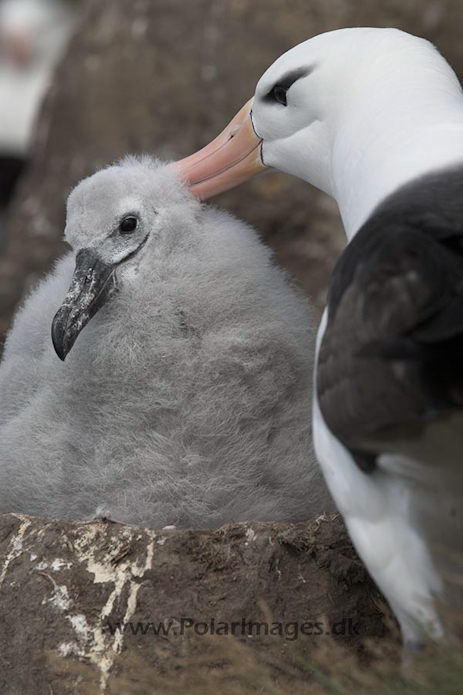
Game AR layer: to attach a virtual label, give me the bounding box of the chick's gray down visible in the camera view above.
[0,156,331,528]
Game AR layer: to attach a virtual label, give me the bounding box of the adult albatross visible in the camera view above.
[174,27,463,646]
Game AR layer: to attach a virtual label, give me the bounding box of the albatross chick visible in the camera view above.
[0,156,331,528]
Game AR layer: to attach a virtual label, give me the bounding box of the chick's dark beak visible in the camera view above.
[52,248,118,361]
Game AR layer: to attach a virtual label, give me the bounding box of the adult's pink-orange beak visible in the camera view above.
[173,99,267,200]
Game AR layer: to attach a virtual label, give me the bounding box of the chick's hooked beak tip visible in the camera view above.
[51,248,118,361]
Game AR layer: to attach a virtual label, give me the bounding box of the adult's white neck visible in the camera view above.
[332,77,463,240]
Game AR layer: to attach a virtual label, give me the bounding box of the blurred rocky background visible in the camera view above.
[0,0,75,250]
[1,0,463,344]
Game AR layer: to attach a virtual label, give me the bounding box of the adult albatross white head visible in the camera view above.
[175,27,463,647]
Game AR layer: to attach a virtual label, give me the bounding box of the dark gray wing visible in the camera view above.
[318,193,463,457]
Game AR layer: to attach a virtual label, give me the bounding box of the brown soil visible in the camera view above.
[0,513,390,694]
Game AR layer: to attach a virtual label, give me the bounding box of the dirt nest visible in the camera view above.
[0,512,391,694]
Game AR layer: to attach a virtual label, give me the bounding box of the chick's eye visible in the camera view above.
[120,216,138,234]
[272,85,288,106]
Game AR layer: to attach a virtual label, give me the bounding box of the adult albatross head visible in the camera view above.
[175,27,463,235]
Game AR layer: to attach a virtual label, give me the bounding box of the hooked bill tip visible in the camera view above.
[50,247,119,361]
[51,313,70,361]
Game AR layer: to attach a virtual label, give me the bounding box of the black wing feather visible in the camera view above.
[318,168,463,454]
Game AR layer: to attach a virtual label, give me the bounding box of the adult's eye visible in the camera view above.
[272,85,288,106]
[120,217,138,234]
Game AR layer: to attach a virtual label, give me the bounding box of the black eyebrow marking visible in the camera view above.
[264,66,314,102]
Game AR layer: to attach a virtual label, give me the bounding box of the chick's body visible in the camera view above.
[0,157,330,527]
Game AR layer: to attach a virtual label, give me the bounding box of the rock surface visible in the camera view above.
[0,513,388,694]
